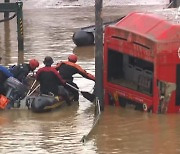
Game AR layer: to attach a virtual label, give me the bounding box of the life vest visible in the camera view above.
[55,61,95,81]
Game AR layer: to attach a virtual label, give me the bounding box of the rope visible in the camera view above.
[0,13,16,23]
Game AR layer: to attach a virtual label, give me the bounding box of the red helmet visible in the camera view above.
[29,59,39,70]
[68,54,77,63]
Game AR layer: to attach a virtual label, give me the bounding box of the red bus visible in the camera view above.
[103,11,180,113]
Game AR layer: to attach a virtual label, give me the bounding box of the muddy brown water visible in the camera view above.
[0,5,180,154]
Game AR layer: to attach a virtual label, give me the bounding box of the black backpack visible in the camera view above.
[9,64,22,78]
[9,64,29,82]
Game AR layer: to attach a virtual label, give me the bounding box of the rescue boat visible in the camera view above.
[0,76,77,112]
[26,93,76,113]
[72,17,124,46]
[24,79,76,113]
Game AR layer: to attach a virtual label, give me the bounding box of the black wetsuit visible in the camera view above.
[36,66,65,95]
[56,61,95,101]
[9,63,31,83]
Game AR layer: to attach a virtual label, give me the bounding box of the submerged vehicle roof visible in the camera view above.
[110,8,180,42]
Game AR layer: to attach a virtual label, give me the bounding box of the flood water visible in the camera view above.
[0,4,180,154]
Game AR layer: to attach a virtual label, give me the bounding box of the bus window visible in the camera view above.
[107,49,154,96]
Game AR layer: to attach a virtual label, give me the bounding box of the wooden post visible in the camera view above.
[95,0,104,111]
[4,0,9,18]
[4,21,10,66]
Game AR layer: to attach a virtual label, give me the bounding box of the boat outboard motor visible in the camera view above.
[4,77,28,108]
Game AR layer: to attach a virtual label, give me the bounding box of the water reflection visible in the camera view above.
[90,107,180,154]
[4,22,11,65]
[0,104,97,154]
[73,46,95,60]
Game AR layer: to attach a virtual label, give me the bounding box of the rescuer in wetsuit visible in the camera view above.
[0,65,13,95]
[55,54,95,101]
[9,59,39,84]
[36,56,71,105]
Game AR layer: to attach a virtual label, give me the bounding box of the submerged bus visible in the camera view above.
[103,11,180,113]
